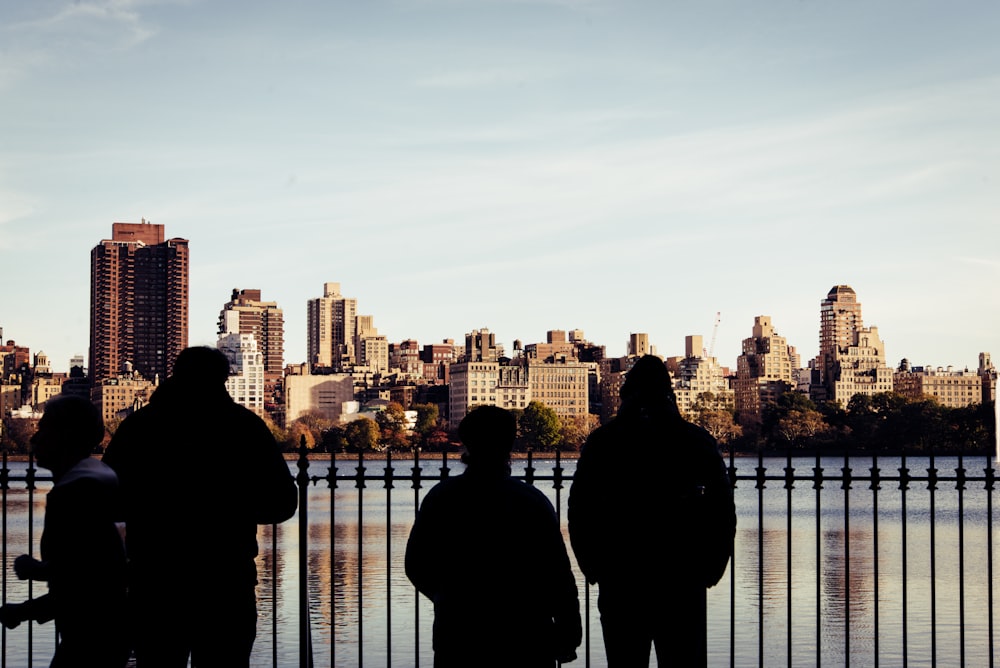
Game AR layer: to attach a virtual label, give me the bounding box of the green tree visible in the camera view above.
[345,417,380,452]
[761,390,819,446]
[776,408,828,448]
[518,401,562,451]
[321,424,348,453]
[412,403,439,435]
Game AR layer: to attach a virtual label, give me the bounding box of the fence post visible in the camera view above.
[297,436,312,668]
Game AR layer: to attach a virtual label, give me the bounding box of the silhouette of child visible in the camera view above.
[0,396,129,667]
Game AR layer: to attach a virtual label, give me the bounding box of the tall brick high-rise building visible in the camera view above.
[89,221,189,384]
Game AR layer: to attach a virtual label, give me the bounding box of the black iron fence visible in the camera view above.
[2,447,996,667]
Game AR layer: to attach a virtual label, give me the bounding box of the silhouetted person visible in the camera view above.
[568,355,735,667]
[405,406,582,668]
[0,396,129,667]
[103,346,297,667]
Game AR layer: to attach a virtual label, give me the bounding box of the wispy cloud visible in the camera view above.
[413,66,556,89]
[0,0,161,89]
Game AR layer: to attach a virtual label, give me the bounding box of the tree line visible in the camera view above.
[276,401,599,454]
[734,391,996,454]
[3,392,993,456]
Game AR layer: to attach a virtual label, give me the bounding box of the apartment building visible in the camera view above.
[90,221,189,384]
[734,316,798,426]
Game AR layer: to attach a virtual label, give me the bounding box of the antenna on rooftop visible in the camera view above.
[708,311,721,359]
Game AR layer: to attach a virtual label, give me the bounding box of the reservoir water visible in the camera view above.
[1,455,996,667]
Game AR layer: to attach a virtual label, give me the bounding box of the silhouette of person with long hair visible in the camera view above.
[0,395,129,667]
[568,355,735,667]
[406,405,582,668]
[103,346,297,667]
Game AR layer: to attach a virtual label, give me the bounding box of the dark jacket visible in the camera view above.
[103,380,297,590]
[568,404,735,591]
[22,458,129,662]
[405,466,582,668]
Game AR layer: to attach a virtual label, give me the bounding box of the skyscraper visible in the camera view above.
[219,289,284,409]
[813,285,892,406]
[307,282,357,371]
[735,316,798,426]
[89,221,189,384]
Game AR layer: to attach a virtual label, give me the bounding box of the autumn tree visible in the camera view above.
[1,418,37,455]
[376,402,410,451]
[285,410,334,450]
[558,413,599,451]
[689,392,742,445]
[695,409,743,445]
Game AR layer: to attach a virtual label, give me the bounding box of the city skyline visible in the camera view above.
[2,1,998,373]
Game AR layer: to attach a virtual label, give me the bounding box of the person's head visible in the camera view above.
[459,406,516,468]
[30,396,105,474]
[620,355,677,414]
[170,346,231,387]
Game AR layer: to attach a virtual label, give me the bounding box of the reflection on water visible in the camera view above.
[1,456,997,667]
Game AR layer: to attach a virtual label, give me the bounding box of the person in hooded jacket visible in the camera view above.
[103,346,297,667]
[568,355,735,668]
[405,405,582,668]
[0,395,129,667]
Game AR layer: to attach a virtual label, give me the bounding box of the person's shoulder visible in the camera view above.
[417,475,463,510]
[502,476,557,511]
[580,421,616,453]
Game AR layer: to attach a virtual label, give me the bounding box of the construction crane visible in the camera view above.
[708,311,721,359]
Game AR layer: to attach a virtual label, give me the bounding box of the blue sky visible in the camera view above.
[2,0,998,374]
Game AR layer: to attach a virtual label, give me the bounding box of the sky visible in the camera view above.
[2,0,998,375]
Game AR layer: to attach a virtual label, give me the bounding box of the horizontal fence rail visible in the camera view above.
[1,447,996,667]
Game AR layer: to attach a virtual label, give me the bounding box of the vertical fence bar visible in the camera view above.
[329,449,338,667]
[784,450,794,668]
[384,449,394,668]
[583,579,591,668]
[842,448,852,668]
[273,507,279,668]
[553,450,566,668]
[755,449,765,668]
[729,448,737,668]
[526,449,535,487]
[440,449,450,480]
[987,453,995,668]
[870,454,881,668]
[410,447,422,668]
[1,448,7,668]
[956,453,966,667]
[26,451,35,668]
[356,446,366,668]
[928,451,938,668]
[813,451,823,668]
[899,454,909,668]
[298,438,312,668]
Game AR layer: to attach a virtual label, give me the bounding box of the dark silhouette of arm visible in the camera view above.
[539,495,582,660]
[247,417,298,525]
[568,427,608,585]
[404,486,444,601]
